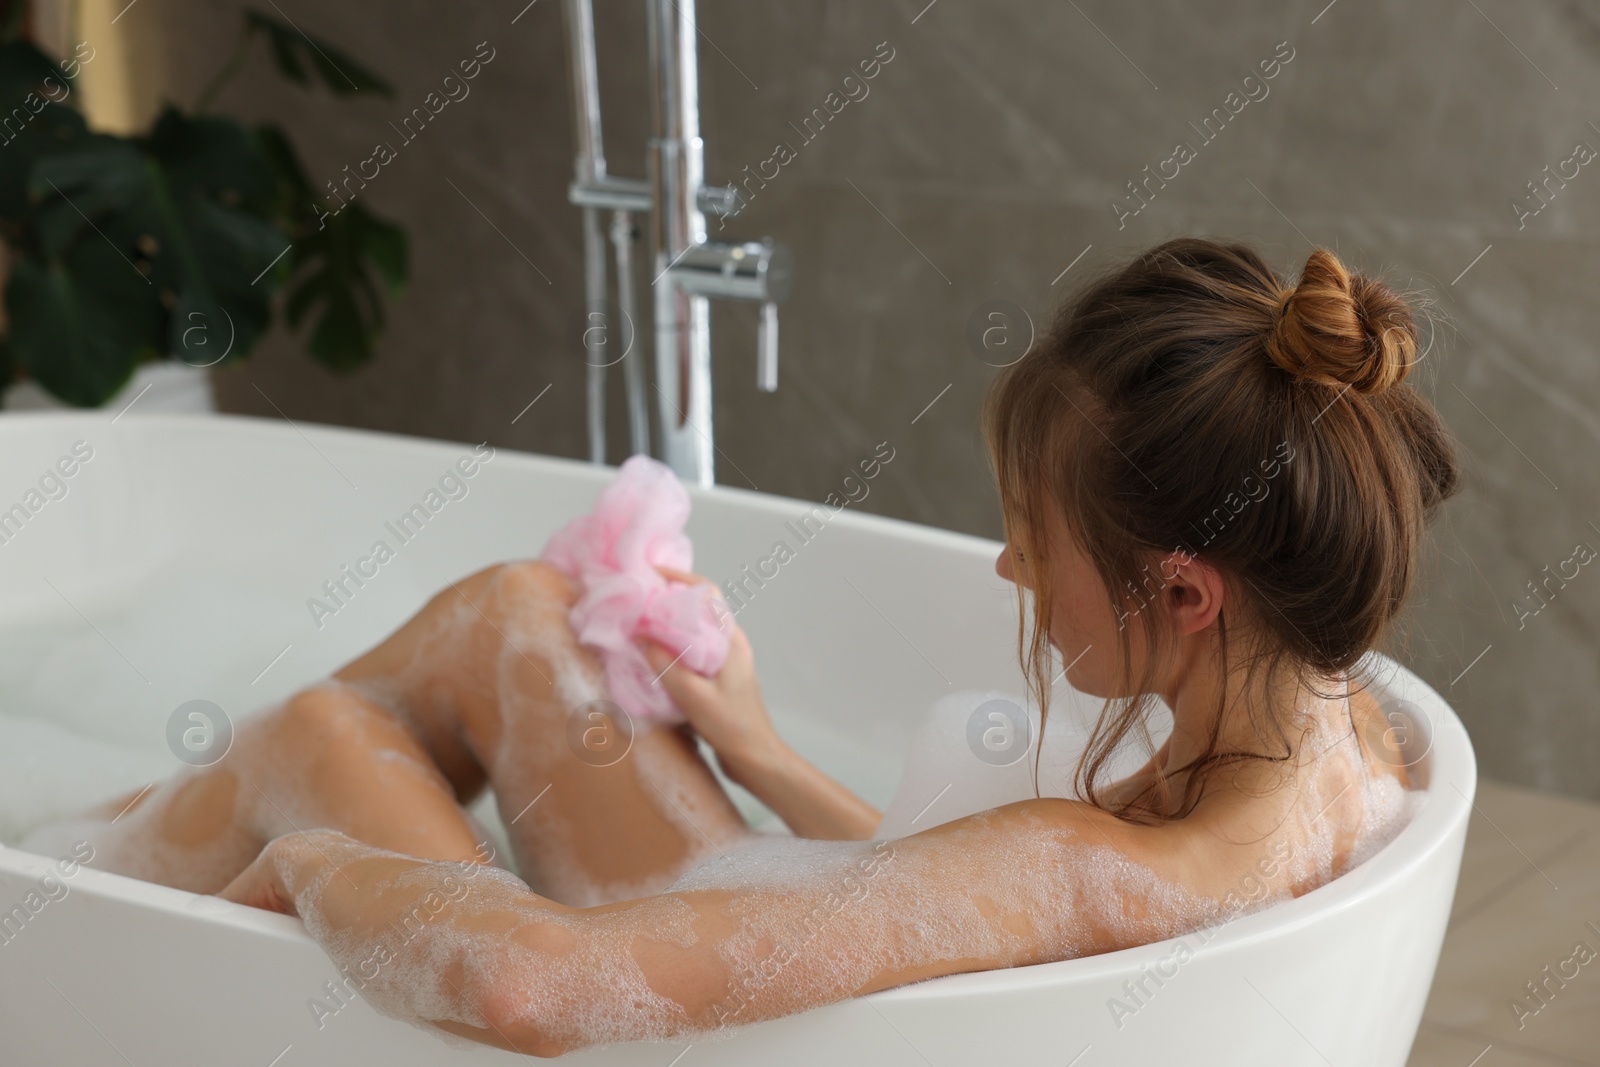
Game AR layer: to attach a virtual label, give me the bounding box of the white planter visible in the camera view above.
[2,361,215,414]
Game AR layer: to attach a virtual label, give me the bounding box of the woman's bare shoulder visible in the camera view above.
[979,795,1148,841]
[1347,683,1413,790]
[933,796,1195,888]
[981,791,1304,910]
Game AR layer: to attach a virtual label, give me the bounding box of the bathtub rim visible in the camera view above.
[0,410,995,558]
[0,412,1478,1006]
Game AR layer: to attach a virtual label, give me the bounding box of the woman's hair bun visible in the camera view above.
[1265,247,1418,394]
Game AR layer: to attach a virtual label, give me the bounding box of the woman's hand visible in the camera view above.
[637,565,786,785]
[639,564,880,840]
[217,829,339,914]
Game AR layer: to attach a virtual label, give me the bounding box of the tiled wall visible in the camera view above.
[130,0,1598,798]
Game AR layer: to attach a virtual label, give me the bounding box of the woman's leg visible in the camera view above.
[333,560,759,908]
[32,560,754,905]
[31,681,490,895]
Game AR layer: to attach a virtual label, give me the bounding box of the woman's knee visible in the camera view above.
[278,686,422,772]
[280,685,367,745]
[420,561,576,631]
[280,687,452,794]
[486,560,578,611]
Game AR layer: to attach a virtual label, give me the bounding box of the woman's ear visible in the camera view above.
[1163,550,1226,635]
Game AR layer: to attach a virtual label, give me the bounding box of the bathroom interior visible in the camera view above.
[0,0,1595,1064]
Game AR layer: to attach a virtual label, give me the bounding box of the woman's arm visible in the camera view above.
[638,566,882,840]
[713,732,883,840]
[224,798,1194,1057]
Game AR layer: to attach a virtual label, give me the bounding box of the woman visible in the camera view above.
[43,237,1457,1056]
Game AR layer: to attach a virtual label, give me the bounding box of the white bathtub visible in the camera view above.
[0,414,1474,1065]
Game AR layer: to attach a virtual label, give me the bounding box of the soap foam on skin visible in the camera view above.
[286,835,710,1049]
[12,561,774,908]
[285,812,1244,1052]
[341,565,757,910]
[1207,681,1425,903]
[20,708,284,894]
[16,675,490,895]
[17,563,1426,1053]
[298,743,1424,1058]
[497,567,764,905]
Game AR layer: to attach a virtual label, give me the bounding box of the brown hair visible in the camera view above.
[982,237,1460,823]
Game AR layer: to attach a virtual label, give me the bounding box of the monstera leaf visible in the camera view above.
[257,121,407,373]
[0,4,407,406]
[5,247,161,405]
[244,8,393,97]
[0,40,89,229]
[8,109,287,401]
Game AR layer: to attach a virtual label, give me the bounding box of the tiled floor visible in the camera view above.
[1407,780,1600,1066]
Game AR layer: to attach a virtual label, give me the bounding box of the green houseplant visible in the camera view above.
[0,1,408,407]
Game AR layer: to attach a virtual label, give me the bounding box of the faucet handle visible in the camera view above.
[757,301,779,392]
[665,237,791,393]
[697,184,742,217]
